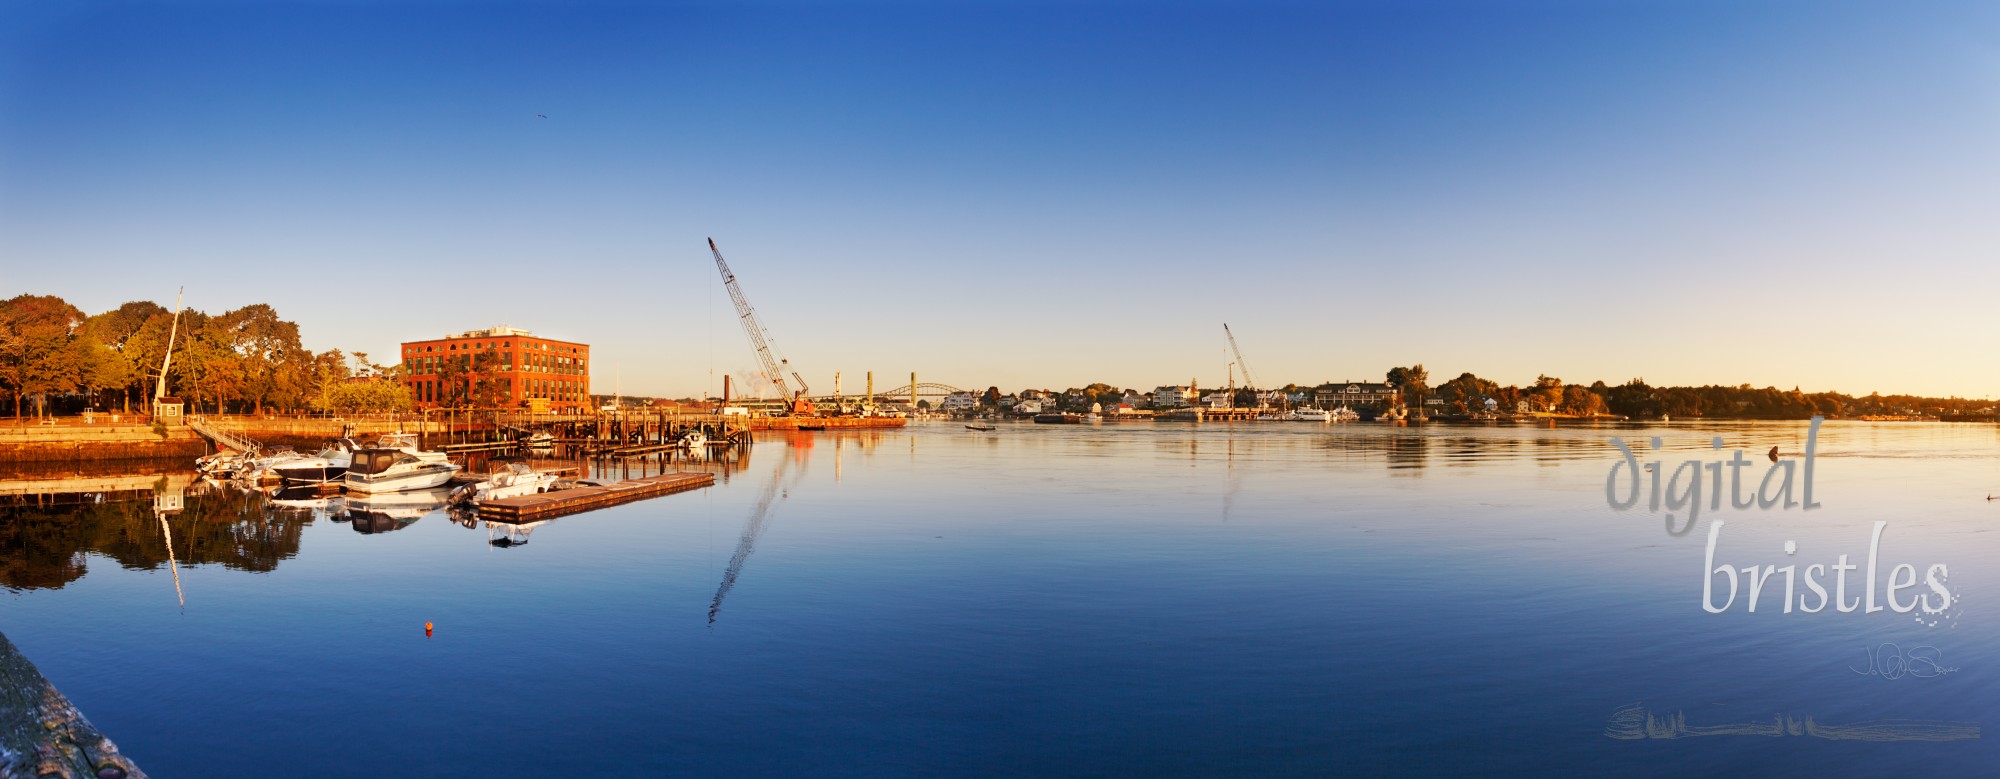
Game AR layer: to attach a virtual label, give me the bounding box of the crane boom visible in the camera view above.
[1223,323,1259,393]
[709,238,812,410]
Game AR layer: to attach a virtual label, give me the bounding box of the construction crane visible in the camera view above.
[1223,323,1263,407]
[709,238,815,416]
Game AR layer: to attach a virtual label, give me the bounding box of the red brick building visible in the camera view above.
[400,326,590,410]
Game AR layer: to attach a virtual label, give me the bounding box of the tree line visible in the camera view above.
[0,293,412,417]
[962,363,1992,420]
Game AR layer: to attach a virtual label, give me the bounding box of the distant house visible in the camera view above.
[940,391,981,412]
[1315,381,1397,408]
[1201,391,1234,409]
[1151,385,1196,408]
[1014,398,1046,415]
[1111,402,1138,415]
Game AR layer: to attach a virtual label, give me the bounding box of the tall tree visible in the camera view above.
[213,304,304,413]
[1386,364,1429,409]
[0,295,87,417]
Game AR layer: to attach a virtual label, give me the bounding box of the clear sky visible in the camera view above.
[4,1,1997,399]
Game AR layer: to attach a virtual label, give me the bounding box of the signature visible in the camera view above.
[1851,643,1958,679]
[1607,704,1979,741]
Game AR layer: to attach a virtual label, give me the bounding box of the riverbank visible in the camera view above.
[0,632,145,779]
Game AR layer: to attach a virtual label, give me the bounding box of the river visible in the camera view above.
[3,420,1996,775]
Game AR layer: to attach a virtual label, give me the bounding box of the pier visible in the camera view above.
[476,472,715,522]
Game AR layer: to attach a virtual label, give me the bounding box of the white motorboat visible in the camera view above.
[1284,408,1335,422]
[344,446,461,493]
[450,463,559,506]
[271,438,359,484]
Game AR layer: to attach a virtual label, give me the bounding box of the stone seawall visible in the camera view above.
[0,424,207,465]
[0,631,146,778]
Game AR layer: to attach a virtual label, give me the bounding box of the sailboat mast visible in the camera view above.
[154,287,184,402]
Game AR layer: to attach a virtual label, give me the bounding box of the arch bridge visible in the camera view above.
[809,383,968,403]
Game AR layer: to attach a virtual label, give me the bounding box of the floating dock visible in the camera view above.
[476,472,714,522]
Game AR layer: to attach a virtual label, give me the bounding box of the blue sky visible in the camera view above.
[4,1,1998,399]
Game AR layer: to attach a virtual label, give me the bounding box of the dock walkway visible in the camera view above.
[477,472,714,522]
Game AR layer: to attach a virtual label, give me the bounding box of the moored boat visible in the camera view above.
[271,438,359,484]
[344,446,461,493]
[449,463,560,506]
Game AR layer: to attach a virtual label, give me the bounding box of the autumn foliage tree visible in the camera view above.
[0,293,388,417]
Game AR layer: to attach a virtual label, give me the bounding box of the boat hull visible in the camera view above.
[345,465,460,494]
[274,462,349,484]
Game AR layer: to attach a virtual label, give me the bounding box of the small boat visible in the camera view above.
[240,446,307,481]
[449,463,560,506]
[344,446,462,493]
[196,450,254,479]
[521,431,556,448]
[680,429,708,449]
[1284,408,1334,422]
[965,425,996,431]
[796,424,827,431]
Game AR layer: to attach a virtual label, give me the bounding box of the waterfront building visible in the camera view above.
[1151,385,1196,408]
[400,326,591,410]
[941,391,981,412]
[1314,381,1397,408]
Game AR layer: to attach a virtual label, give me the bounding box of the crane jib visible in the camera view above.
[708,238,811,401]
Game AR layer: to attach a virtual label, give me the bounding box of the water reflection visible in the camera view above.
[0,475,312,591]
[708,444,795,624]
[342,488,451,534]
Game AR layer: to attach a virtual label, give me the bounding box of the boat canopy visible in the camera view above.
[347,448,421,476]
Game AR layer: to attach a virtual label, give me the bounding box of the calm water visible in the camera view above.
[4,420,1999,776]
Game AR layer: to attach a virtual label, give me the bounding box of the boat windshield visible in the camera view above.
[376,433,419,450]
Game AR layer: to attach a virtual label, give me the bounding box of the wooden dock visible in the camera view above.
[476,472,714,522]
